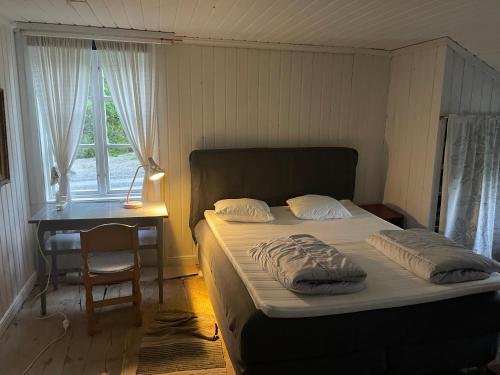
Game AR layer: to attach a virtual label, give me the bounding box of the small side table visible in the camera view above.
[360,204,404,228]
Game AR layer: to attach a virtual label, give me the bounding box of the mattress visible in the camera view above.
[204,201,500,318]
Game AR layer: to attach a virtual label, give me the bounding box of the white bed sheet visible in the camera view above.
[204,201,500,318]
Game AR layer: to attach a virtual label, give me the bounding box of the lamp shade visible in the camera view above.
[124,157,165,209]
[147,157,165,181]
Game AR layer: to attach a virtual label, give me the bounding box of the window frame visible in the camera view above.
[44,51,142,202]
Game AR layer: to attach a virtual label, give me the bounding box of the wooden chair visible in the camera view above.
[80,223,142,335]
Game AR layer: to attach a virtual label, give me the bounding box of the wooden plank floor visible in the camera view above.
[0,268,235,375]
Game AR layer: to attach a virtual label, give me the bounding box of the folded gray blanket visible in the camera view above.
[249,234,366,295]
[367,229,500,284]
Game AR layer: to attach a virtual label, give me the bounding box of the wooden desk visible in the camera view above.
[29,201,168,315]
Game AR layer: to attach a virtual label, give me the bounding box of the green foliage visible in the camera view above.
[82,98,95,144]
[76,147,95,159]
[105,101,128,145]
[79,95,132,159]
[103,78,112,97]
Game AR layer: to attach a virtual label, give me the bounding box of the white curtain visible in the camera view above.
[95,41,160,202]
[27,36,92,200]
[443,114,500,259]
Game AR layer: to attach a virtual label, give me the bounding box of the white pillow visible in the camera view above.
[214,198,275,222]
[286,194,352,220]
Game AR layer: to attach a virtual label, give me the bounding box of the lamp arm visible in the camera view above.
[126,165,144,203]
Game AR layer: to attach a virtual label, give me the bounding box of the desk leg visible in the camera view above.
[37,229,47,316]
[157,218,164,304]
[51,254,59,290]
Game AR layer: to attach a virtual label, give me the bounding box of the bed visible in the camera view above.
[189,147,500,375]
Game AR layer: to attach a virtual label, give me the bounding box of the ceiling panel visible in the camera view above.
[1,0,500,71]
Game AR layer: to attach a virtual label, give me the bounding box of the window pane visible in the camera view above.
[81,98,95,144]
[105,101,128,145]
[108,147,144,191]
[103,77,111,97]
[70,147,98,192]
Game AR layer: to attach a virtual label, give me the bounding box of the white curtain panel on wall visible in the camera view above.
[27,36,92,200]
[443,115,500,259]
[95,40,160,202]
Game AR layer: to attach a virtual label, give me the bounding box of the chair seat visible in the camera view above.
[88,252,137,274]
[45,229,157,251]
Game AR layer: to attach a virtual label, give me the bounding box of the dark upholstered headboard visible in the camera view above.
[189,147,358,237]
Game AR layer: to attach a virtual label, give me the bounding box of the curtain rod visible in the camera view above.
[15,22,177,45]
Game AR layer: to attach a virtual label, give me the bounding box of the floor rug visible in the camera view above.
[136,311,225,375]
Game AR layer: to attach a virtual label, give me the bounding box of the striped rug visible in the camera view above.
[136,311,226,375]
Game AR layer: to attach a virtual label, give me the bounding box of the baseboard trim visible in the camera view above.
[0,272,37,338]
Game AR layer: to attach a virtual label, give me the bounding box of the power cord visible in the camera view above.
[27,221,52,305]
[21,312,70,375]
[21,221,71,374]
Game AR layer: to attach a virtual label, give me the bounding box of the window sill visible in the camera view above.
[46,194,142,203]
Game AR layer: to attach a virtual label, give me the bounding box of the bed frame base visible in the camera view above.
[201,253,498,375]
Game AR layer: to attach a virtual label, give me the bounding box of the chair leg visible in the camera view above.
[85,285,97,336]
[133,278,142,327]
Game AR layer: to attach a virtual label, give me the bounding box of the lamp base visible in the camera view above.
[123,200,143,209]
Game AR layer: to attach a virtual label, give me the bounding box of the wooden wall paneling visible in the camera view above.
[0,31,17,311]
[164,45,182,259]
[158,44,390,261]
[308,53,324,145]
[190,45,204,151]
[0,25,35,329]
[2,30,23,292]
[470,65,484,112]
[288,52,302,145]
[459,60,474,112]
[225,48,238,146]
[247,49,259,146]
[383,52,413,221]
[277,51,291,146]
[318,54,333,145]
[490,81,500,112]
[385,40,500,231]
[448,51,465,114]
[338,55,354,147]
[202,47,215,149]
[257,49,270,147]
[298,52,313,146]
[267,50,281,145]
[236,48,248,148]
[440,47,457,116]
[405,47,437,226]
[178,46,194,259]
[434,44,500,234]
[214,47,227,148]
[479,77,493,112]
[423,45,447,228]
[354,55,390,204]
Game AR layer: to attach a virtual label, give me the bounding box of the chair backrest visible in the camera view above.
[80,223,139,257]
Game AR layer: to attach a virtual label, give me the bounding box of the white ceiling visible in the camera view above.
[1,0,500,70]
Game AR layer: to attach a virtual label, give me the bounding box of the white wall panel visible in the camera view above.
[0,24,35,332]
[383,40,448,228]
[384,38,500,230]
[158,44,390,261]
[441,46,500,115]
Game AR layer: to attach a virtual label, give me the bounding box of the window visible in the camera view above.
[55,52,144,200]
